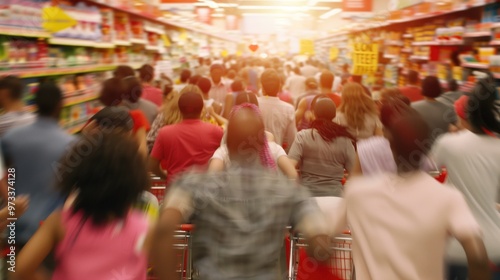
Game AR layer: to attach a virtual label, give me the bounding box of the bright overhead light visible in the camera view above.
[308,0,318,5]
[319,8,342,19]
[238,5,329,11]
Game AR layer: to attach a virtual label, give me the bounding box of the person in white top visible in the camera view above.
[330,105,491,280]
[258,69,297,149]
[284,68,307,103]
[300,61,319,78]
[431,77,500,280]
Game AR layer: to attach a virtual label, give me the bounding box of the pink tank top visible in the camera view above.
[52,210,149,280]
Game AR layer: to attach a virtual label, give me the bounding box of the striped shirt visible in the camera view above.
[0,111,36,138]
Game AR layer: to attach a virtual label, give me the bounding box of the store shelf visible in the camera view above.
[144,26,164,34]
[0,27,50,38]
[0,64,117,78]
[490,41,500,46]
[463,31,491,38]
[385,40,404,46]
[66,122,87,135]
[383,54,398,59]
[411,41,464,46]
[402,34,413,38]
[49,37,115,48]
[412,41,439,46]
[461,63,489,69]
[145,45,159,51]
[409,55,429,61]
[130,38,147,45]
[383,78,397,84]
[64,95,98,107]
[113,40,132,46]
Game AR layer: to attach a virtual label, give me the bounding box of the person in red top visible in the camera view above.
[149,91,223,185]
[138,64,163,107]
[399,70,423,102]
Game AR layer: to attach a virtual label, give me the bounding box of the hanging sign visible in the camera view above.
[42,6,77,33]
[342,0,372,12]
[329,47,339,60]
[299,39,314,55]
[351,43,379,75]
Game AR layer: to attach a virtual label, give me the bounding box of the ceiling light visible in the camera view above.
[319,8,342,19]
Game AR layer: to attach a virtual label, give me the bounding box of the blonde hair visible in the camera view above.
[338,83,378,130]
[161,85,205,125]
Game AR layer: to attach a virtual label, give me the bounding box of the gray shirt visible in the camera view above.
[436,91,463,108]
[2,117,75,243]
[0,111,36,138]
[125,98,158,125]
[412,100,457,145]
[288,129,356,197]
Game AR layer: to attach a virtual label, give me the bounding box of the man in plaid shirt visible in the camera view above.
[152,106,331,280]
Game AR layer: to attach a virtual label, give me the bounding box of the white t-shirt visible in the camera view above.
[211,143,287,169]
[331,172,481,280]
[285,74,307,102]
[432,130,500,263]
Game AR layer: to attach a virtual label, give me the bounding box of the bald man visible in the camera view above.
[149,91,223,185]
[153,106,331,280]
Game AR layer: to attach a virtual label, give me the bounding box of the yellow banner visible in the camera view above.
[42,6,77,33]
[351,43,379,75]
[329,47,339,60]
[300,39,314,55]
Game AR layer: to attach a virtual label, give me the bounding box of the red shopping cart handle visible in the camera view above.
[178,224,194,231]
[342,229,351,235]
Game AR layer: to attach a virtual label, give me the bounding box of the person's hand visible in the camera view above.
[207,106,215,116]
[14,195,29,218]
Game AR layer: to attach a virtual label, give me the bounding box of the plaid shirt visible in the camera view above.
[164,167,328,280]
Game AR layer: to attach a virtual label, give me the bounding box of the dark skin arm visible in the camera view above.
[460,236,491,280]
[148,157,167,181]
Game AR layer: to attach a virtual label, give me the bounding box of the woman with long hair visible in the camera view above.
[335,83,383,140]
[288,96,356,197]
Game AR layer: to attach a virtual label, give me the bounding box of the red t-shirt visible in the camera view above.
[326,92,342,107]
[399,86,423,103]
[151,119,223,185]
[141,85,163,107]
[129,110,150,133]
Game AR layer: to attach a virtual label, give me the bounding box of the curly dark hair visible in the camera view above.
[57,133,149,226]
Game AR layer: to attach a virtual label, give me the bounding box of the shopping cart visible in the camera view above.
[150,175,166,206]
[288,231,354,280]
[148,224,195,280]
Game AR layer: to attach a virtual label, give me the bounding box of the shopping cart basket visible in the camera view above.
[150,175,166,206]
[288,231,354,280]
[148,224,195,280]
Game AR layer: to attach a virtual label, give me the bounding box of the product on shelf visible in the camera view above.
[490,55,500,74]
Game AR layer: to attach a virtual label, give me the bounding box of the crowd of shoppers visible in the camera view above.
[0,56,498,280]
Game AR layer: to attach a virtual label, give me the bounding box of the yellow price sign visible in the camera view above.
[351,43,379,76]
[42,6,77,33]
[329,47,339,60]
[161,34,171,47]
[300,39,315,55]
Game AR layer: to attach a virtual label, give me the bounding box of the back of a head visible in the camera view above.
[305,77,318,90]
[235,91,259,107]
[196,77,212,95]
[380,88,410,105]
[35,82,62,116]
[231,79,244,92]
[313,98,336,121]
[226,107,265,162]
[293,67,301,75]
[189,74,202,85]
[407,70,419,85]
[351,75,363,84]
[138,64,154,82]
[58,133,149,225]
[320,71,334,89]
[90,106,133,133]
[340,83,378,128]
[467,76,500,135]
[422,76,442,98]
[99,77,124,106]
[447,79,459,92]
[261,69,280,96]
[122,76,143,103]
[385,109,431,173]
[0,76,23,101]
[114,65,135,79]
[180,69,192,83]
[227,69,237,80]
[178,91,204,119]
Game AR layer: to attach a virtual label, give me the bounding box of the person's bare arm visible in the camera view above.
[277,156,298,180]
[208,158,225,172]
[460,236,491,280]
[149,157,167,181]
[496,204,500,211]
[213,102,223,116]
[135,127,148,157]
[223,94,234,119]
[15,211,61,280]
[208,106,228,127]
[295,98,307,127]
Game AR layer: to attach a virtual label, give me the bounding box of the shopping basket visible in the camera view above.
[288,231,354,280]
[148,224,195,280]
